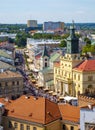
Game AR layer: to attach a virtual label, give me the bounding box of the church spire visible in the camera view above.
[70,20,76,38]
[42,44,49,57]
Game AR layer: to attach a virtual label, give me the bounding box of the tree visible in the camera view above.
[59,40,67,48]
[82,44,95,54]
[15,32,31,47]
[84,37,91,45]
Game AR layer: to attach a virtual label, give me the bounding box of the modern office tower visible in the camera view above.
[43,21,64,31]
[27,20,38,27]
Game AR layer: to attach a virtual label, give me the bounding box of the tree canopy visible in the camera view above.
[15,32,31,47]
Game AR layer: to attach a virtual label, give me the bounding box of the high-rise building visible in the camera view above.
[43,21,64,31]
[27,20,38,27]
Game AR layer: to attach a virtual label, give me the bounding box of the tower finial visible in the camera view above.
[72,20,75,28]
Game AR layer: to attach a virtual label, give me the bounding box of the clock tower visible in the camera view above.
[67,22,79,54]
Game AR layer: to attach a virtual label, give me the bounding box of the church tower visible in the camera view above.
[61,21,82,69]
[67,21,79,54]
[40,44,50,70]
[54,21,83,96]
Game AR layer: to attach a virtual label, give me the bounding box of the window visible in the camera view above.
[33,127,37,130]
[20,124,24,130]
[5,82,8,86]
[45,58,47,61]
[88,76,93,81]
[14,122,18,128]
[12,81,15,85]
[74,74,76,80]
[78,91,80,95]
[17,81,19,85]
[78,75,80,80]
[45,63,47,67]
[88,85,93,88]
[71,126,74,130]
[8,121,12,128]
[63,124,66,130]
[26,125,30,130]
[55,69,57,74]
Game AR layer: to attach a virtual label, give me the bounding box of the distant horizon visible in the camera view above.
[0,22,95,25]
[0,0,95,24]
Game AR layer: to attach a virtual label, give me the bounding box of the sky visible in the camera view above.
[0,0,95,24]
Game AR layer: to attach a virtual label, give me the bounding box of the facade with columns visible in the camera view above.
[54,23,95,97]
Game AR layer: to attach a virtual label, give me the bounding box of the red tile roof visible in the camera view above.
[5,95,61,124]
[54,62,60,67]
[80,104,95,109]
[74,60,95,72]
[0,98,13,107]
[58,104,80,123]
[35,54,41,60]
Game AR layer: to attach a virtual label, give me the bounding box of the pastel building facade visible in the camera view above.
[54,23,95,97]
[80,104,95,130]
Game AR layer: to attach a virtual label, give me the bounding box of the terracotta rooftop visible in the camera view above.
[5,95,61,124]
[74,60,95,72]
[80,104,95,109]
[54,61,60,67]
[0,70,22,79]
[0,98,13,107]
[35,54,41,60]
[58,104,80,123]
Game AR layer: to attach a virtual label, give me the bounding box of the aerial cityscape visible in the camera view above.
[0,0,95,130]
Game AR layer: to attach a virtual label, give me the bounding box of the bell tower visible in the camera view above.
[40,44,50,70]
[67,21,79,54]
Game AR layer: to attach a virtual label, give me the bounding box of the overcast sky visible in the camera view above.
[0,0,95,24]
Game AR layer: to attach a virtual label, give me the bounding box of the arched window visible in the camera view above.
[45,63,47,67]
[33,127,37,130]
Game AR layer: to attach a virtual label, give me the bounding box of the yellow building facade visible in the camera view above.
[54,23,95,97]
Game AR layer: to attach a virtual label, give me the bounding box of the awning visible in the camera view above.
[52,92,57,96]
[38,86,44,88]
[27,58,32,63]
[24,50,29,53]
[48,91,53,94]
[43,88,49,91]
[63,96,77,101]
[31,79,36,83]
[35,84,38,87]
[59,96,64,99]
